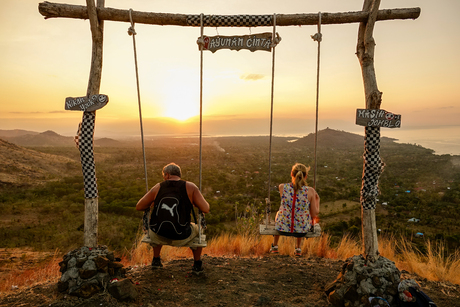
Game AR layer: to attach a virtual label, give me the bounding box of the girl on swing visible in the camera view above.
[270,163,320,256]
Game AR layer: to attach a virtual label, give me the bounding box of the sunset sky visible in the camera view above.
[1,0,459,144]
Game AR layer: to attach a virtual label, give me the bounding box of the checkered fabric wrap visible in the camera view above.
[143,210,150,233]
[360,126,384,210]
[78,111,98,199]
[187,15,273,27]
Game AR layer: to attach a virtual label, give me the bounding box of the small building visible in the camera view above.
[415,232,424,238]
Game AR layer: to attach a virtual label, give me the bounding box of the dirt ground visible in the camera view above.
[1,255,459,307]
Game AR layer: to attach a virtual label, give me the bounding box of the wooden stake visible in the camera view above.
[82,0,104,248]
[38,2,420,27]
[357,0,381,262]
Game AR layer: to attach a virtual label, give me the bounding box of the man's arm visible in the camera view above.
[136,183,160,211]
[186,182,210,213]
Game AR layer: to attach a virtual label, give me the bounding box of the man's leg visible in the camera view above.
[153,245,163,258]
[151,245,163,268]
[190,247,204,274]
[191,247,202,261]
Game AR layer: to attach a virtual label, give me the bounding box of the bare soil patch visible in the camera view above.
[1,255,459,307]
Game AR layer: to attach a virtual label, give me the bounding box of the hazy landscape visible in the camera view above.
[1,128,459,305]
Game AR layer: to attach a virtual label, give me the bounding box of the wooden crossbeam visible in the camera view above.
[39,2,420,27]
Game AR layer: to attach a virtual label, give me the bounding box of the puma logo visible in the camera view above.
[161,203,177,217]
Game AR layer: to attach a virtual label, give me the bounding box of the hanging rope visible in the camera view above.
[311,12,322,191]
[197,13,205,243]
[128,9,150,232]
[265,13,279,227]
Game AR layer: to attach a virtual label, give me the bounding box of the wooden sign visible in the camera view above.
[200,32,274,53]
[356,109,401,128]
[65,94,109,111]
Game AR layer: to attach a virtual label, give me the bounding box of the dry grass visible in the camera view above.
[2,233,460,295]
[0,249,61,293]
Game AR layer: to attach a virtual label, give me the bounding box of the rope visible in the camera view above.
[265,13,277,227]
[311,12,322,191]
[197,13,205,243]
[128,9,150,232]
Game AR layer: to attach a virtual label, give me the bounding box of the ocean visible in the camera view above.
[380,126,460,156]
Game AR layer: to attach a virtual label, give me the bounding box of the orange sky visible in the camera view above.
[1,0,459,140]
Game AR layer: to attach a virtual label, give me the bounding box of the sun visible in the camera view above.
[163,93,199,121]
[160,69,200,121]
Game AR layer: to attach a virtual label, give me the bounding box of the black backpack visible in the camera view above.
[398,287,437,307]
[150,193,195,240]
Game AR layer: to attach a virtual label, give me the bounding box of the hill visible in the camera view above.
[3,130,74,147]
[94,137,122,147]
[0,129,39,138]
[293,127,396,149]
[0,138,79,186]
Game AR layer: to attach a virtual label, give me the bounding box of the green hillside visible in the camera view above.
[0,129,459,254]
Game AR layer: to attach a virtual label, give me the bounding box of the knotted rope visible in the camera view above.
[128,8,150,232]
[311,12,322,191]
[265,13,278,227]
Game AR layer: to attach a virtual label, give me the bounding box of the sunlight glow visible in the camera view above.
[161,69,200,121]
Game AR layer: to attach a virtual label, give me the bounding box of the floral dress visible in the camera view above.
[275,183,312,233]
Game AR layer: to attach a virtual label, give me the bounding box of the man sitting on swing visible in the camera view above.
[136,163,210,274]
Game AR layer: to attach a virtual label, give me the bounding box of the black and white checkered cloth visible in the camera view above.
[78,111,98,199]
[187,15,273,27]
[361,126,384,210]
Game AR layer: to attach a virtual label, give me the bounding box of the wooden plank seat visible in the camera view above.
[259,223,321,238]
[141,234,207,248]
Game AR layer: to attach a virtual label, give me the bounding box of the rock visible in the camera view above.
[79,268,97,279]
[57,280,69,293]
[108,261,124,269]
[67,257,77,268]
[106,251,115,261]
[107,278,138,302]
[76,257,87,268]
[94,256,110,269]
[343,285,359,302]
[78,283,101,299]
[255,295,271,306]
[328,290,344,307]
[67,267,79,279]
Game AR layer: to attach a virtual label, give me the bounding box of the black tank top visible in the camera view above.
[150,180,193,240]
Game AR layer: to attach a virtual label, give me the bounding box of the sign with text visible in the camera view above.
[200,32,274,53]
[356,109,401,128]
[65,94,109,112]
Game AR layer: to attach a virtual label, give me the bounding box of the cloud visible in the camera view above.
[240,73,265,81]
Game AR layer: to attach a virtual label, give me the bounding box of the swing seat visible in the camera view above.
[141,233,207,248]
[259,223,321,238]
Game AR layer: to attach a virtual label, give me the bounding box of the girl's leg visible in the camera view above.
[295,237,302,249]
[273,235,280,246]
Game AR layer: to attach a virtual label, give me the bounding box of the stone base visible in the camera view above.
[58,246,132,300]
[326,255,400,307]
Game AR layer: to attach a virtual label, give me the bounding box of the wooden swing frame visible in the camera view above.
[39,0,420,260]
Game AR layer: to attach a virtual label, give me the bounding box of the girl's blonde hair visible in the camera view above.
[291,163,310,191]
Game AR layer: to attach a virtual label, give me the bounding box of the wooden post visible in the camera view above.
[81,0,104,248]
[357,0,382,262]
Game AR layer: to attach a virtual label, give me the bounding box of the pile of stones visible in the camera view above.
[326,255,401,307]
[57,245,137,300]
